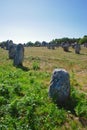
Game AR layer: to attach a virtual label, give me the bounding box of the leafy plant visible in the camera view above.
[0,96,7,105]
[32,61,40,70]
[75,100,87,118]
[0,84,9,98]
[8,99,19,117]
[13,83,23,96]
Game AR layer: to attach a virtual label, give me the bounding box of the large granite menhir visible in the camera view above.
[49,69,70,104]
[13,44,24,66]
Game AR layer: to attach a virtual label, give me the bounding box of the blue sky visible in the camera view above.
[0,0,87,43]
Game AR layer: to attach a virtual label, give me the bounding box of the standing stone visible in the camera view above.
[6,40,13,50]
[1,42,5,49]
[8,44,16,59]
[51,44,55,49]
[49,69,70,104]
[47,44,51,49]
[47,44,55,49]
[84,43,87,48]
[75,43,81,54]
[62,42,69,52]
[72,42,77,49]
[13,44,24,66]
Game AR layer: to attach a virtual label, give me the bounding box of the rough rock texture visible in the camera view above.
[84,43,87,48]
[9,44,16,59]
[49,69,70,104]
[62,43,69,52]
[6,40,13,50]
[13,44,24,66]
[47,44,55,49]
[75,43,81,54]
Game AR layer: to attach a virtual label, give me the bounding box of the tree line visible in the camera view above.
[24,35,87,47]
[0,35,87,47]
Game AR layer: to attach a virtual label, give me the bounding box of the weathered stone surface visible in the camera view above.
[49,69,70,104]
[75,43,81,54]
[71,43,77,49]
[6,40,13,50]
[8,44,16,59]
[47,44,51,49]
[62,43,69,52]
[0,42,5,49]
[47,44,55,49]
[51,44,55,49]
[13,44,24,66]
[84,43,87,48]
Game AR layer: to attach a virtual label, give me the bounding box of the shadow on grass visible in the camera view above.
[56,97,78,115]
[79,53,87,56]
[68,50,72,53]
[15,65,30,71]
[55,96,87,127]
[64,50,72,53]
[79,117,87,127]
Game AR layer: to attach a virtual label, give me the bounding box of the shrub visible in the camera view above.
[0,85,9,98]
[32,61,40,70]
[0,96,7,105]
[8,99,19,117]
[75,100,87,118]
[13,83,23,96]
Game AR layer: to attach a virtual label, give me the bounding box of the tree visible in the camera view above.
[79,36,87,44]
[34,41,41,47]
[26,41,34,47]
[42,41,48,46]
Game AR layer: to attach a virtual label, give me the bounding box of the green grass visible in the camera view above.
[0,47,87,130]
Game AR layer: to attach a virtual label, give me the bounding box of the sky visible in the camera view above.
[0,0,87,43]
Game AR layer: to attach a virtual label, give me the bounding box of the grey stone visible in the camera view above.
[47,44,55,49]
[0,43,5,49]
[62,43,69,52]
[49,69,70,104]
[6,40,13,50]
[47,44,51,49]
[84,43,87,48]
[8,44,17,59]
[51,44,55,49]
[71,43,77,49]
[13,44,24,66]
[75,43,81,54]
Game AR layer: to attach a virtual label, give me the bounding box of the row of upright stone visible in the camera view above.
[9,42,24,66]
[47,42,81,54]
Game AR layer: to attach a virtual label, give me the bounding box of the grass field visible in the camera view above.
[0,46,87,130]
[24,46,87,92]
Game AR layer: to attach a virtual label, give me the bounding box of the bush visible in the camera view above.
[0,96,7,105]
[13,83,23,96]
[75,100,87,118]
[0,85,9,98]
[32,61,40,70]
